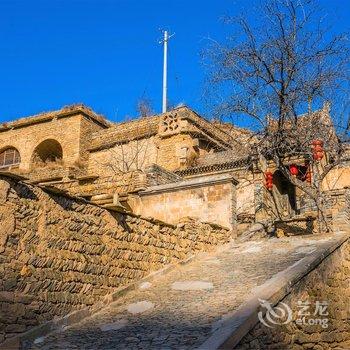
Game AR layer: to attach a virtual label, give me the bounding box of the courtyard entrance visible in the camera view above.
[273,170,297,218]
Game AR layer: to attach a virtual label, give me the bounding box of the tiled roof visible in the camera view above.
[196,150,249,166]
[175,152,250,177]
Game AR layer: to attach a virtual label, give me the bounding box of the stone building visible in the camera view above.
[0,103,348,230]
[1,103,350,348]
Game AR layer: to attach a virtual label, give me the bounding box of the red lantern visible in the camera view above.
[289,164,299,176]
[265,171,273,191]
[317,151,324,160]
[311,140,324,161]
[312,139,324,147]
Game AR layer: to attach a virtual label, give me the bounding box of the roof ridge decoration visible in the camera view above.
[158,111,184,136]
[158,107,235,149]
[0,104,110,131]
[90,106,238,152]
[175,156,250,177]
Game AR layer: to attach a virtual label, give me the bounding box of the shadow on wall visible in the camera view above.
[7,181,38,201]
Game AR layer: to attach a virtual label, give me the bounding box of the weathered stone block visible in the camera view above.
[5,324,26,333]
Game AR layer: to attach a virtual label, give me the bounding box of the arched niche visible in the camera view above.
[32,139,63,167]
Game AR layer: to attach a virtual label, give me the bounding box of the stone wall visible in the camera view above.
[0,114,102,172]
[144,164,182,186]
[233,169,258,219]
[254,179,279,223]
[178,168,259,225]
[0,176,231,344]
[236,238,350,350]
[129,174,237,229]
[88,136,159,177]
[55,171,148,197]
[322,163,350,191]
[79,117,106,163]
[156,133,201,171]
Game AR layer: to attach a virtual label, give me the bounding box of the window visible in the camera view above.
[0,147,21,168]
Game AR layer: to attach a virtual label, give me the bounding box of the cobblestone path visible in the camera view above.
[28,235,337,350]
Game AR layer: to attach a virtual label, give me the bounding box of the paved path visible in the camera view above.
[27,235,338,350]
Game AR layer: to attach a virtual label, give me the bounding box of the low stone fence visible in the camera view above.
[235,236,350,350]
[54,170,148,197]
[0,176,230,344]
[143,164,182,187]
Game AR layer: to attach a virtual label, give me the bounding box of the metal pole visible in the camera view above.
[162,30,168,113]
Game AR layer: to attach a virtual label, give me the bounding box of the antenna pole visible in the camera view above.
[162,30,168,113]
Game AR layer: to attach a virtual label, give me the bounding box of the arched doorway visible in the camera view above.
[32,139,63,167]
[273,170,296,217]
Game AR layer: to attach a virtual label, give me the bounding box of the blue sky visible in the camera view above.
[0,0,349,123]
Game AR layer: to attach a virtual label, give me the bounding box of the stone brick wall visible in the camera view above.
[144,164,182,186]
[79,117,106,163]
[88,136,159,177]
[56,130,205,197]
[130,174,237,229]
[236,239,350,350]
[88,115,160,152]
[296,188,350,229]
[234,170,257,218]
[156,134,200,171]
[0,114,97,172]
[0,176,230,344]
[322,163,350,191]
[254,178,278,223]
[55,171,148,197]
[14,115,77,168]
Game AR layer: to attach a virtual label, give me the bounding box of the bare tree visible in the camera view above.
[103,138,154,175]
[93,117,158,176]
[205,0,350,230]
[136,97,154,118]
